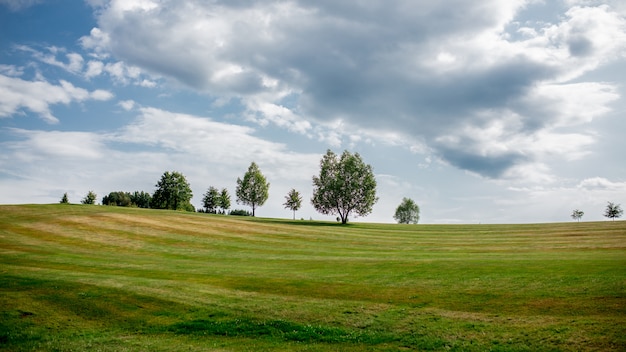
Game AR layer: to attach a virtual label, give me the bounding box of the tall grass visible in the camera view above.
[1,204,624,351]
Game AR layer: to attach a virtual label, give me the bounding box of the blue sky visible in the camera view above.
[1,0,625,223]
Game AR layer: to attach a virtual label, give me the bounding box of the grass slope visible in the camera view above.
[1,204,624,351]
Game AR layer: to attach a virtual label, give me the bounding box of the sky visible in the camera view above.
[1,0,625,224]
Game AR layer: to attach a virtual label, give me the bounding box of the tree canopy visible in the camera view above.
[236,162,269,217]
[311,150,378,224]
[151,171,193,211]
[604,202,623,221]
[394,197,420,224]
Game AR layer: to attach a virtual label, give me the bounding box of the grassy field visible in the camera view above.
[0,204,624,351]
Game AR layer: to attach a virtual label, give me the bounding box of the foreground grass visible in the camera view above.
[0,204,624,351]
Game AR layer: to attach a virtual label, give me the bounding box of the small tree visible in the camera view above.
[394,198,420,224]
[60,192,69,204]
[219,188,231,214]
[236,162,270,217]
[151,171,193,211]
[311,150,378,224]
[571,209,584,222]
[202,187,220,213]
[604,202,623,221]
[81,191,97,205]
[284,189,303,220]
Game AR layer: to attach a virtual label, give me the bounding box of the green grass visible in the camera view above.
[0,204,624,351]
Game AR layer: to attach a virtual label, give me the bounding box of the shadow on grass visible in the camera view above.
[255,218,354,227]
[169,318,393,345]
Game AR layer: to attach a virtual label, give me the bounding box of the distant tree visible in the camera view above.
[130,191,152,208]
[60,192,69,204]
[604,202,623,221]
[219,188,231,213]
[81,191,97,205]
[283,188,303,220]
[571,209,584,222]
[151,171,193,211]
[202,187,220,213]
[236,162,270,217]
[311,150,378,224]
[394,198,420,224]
[102,191,132,207]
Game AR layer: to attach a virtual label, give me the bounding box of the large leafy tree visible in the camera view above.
[151,171,193,211]
[394,197,420,224]
[283,188,303,220]
[236,162,269,217]
[604,202,623,221]
[311,150,378,224]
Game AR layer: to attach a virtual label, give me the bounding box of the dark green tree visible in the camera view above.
[81,191,97,205]
[236,162,269,217]
[60,192,69,204]
[394,197,420,224]
[130,191,152,208]
[102,191,132,206]
[202,187,220,213]
[311,150,378,224]
[284,188,303,220]
[151,171,193,211]
[604,202,623,221]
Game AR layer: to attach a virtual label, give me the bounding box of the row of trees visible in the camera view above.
[61,150,387,223]
[571,202,623,222]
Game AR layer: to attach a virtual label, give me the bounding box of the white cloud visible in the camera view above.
[118,100,135,111]
[77,0,626,181]
[577,177,626,191]
[0,74,114,123]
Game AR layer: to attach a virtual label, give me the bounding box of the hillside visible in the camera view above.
[1,204,625,351]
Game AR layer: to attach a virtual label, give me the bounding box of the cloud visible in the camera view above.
[0,0,42,11]
[79,1,626,180]
[577,177,626,191]
[0,74,114,123]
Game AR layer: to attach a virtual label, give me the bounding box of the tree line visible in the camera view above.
[62,150,422,224]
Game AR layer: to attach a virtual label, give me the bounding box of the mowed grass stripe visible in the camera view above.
[1,204,625,351]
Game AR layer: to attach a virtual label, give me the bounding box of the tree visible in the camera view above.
[394,197,420,224]
[130,191,152,208]
[311,150,378,224]
[604,202,623,221]
[103,191,132,207]
[81,191,97,205]
[202,187,220,213]
[151,171,193,211]
[236,162,269,217]
[284,188,303,220]
[60,192,69,204]
[219,188,231,213]
[571,209,584,222]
